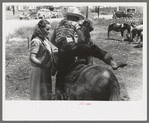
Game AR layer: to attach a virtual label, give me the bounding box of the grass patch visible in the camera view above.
[5,39,31,100]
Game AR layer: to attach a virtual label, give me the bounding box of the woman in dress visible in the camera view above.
[29,19,57,100]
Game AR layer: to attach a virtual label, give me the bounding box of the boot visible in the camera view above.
[110,60,127,70]
[103,53,127,70]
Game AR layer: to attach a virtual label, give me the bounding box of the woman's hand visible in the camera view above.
[41,62,51,69]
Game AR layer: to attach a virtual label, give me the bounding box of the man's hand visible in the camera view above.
[41,62,51,69]
[76,29,85,44]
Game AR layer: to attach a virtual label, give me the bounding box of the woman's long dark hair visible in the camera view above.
[31,19,50,41]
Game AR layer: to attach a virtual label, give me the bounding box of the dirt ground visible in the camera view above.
[5,24,143,101]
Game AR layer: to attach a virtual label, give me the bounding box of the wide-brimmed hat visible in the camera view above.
[63,7,85,20]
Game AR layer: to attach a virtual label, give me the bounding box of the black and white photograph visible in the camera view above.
[2,2,147,121]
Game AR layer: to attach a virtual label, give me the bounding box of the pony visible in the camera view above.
[107,23,132,41]
[52,19,121,101]
[64,61,120,100]
[129,24,143,44]
[52,52,120,100]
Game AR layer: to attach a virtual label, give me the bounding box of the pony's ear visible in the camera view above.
[83,19,92,27]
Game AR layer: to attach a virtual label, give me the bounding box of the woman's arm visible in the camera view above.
[30,53,51,68]
[30,39,50,68]
[30,53,43,67]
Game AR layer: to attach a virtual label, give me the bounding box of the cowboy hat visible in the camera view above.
[63,7,85,20]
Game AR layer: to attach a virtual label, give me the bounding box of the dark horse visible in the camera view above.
[53,53,120,100]
[107,23,132,41]
[52,19,120,101]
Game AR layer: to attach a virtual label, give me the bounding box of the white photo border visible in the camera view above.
[2,2,147,121]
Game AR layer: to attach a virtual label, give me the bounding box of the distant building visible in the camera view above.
[119,6,143,14]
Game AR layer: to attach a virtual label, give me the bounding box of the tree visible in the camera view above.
[97,6,100,17]
[94,6,100,17]
[86,6,88,18]
[12,5,15,15]
[49,6,54,11]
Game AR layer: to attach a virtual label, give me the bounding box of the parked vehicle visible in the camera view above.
[29,11,38,19]
[19,12,31,20]
[37,9,51,19]
[113,11,133,18]
[51,13,57,18]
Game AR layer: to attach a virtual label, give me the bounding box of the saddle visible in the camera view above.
[69,59,86,71]
[65,59,89,85]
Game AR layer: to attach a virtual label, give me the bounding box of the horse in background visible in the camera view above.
[107,23,133,41]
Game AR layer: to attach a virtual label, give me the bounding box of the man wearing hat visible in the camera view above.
[51,7,127,99]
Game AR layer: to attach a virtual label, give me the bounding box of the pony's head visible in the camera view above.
[80,19,94,36]
[79,19,94,44]
[82,19,94,32]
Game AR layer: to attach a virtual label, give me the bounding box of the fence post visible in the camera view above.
[86,6,88,19]
[27,37,29,49]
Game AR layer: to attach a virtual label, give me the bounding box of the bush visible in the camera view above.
[6,20,60,40]
[13,26,35,38]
